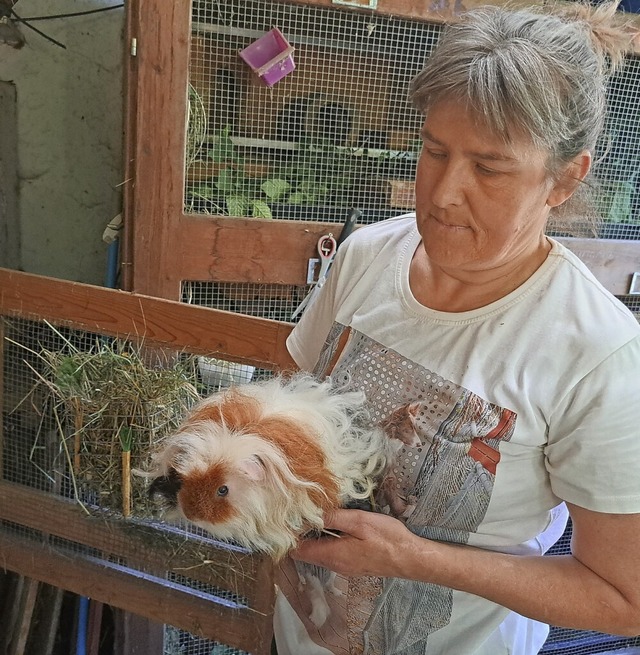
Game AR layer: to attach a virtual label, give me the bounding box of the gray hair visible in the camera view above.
[409,2,632,175]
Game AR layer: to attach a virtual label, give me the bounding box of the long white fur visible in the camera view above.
[149,373,391,560]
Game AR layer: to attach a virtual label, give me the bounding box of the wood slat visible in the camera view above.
[278,0,640,53]
[129,0,191,299]
[0,268,295,371]
[557,237,640,296]
[0,530,273,654]
[0,481,274,612]
[173,218,640,296]
[177,214,345,285]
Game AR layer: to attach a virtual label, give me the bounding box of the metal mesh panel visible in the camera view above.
[1,317,265,655]
[186,0,640,231]
[183,279,305,322]
[186,0,434,222]
[594,55,640,238]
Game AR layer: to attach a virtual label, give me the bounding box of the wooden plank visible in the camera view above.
[87,601,104,655]
[177,214,346,285]
[174,216,640,295]
[558,237,640,296]
[0,573,24,654]
[130,0,191,299]
[113,610,164,655]
[0,481,274,611]
[27,584,65,655]
[8,577,39,655]
[120,0,140,293]
[272,0,540,23]
[0,268,295,372]
[277,0,640,53]
[0,531,273,654]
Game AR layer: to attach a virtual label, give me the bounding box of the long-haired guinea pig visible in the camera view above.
[147,373,390,561]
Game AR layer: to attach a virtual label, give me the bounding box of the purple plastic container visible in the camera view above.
[239,27,296,86]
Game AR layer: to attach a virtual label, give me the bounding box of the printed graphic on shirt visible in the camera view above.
[312,323,517,655]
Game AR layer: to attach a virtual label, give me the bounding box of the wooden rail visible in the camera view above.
[0,267,295,371]
[0,482,274,653]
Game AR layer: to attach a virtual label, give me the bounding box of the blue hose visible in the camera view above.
[76,595,89,655]
[105,237,120,289]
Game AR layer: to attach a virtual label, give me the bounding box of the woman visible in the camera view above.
[274,3,640,654]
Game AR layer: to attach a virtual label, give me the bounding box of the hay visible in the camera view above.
[186,82,208,171]
[29,328,202,517]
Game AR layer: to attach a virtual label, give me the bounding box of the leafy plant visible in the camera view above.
[186,126,291,218]
[593,118,640,224]
[185,127,415,216]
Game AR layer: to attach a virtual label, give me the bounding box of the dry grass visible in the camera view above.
[18,326,202,516]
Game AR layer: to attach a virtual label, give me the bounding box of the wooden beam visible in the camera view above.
[130,0,191,299]
[174,217,640,296]
[0,481,273,611]
[0,268,295,372]
[0,531,273,654]
[275,0,640,53]
[559,237,640,296]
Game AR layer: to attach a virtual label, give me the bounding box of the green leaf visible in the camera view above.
[251,199,273,219]
[119,426,134,452]
[209,125,241,164]
[261,178,291,200]
[286,192,308,205]
[226,195,248,217]
[599,180,634,223]
[55,357,83,391]
[215,168,237,193]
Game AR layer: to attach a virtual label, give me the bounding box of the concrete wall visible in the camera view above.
[0,1,125,285]
[0,81,19,270]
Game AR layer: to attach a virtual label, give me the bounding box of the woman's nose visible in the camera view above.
[427,159,465,208]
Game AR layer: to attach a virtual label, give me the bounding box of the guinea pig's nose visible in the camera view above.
[149,468,182,506]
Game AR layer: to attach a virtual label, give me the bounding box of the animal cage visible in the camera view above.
[0,268,295,655]
[100,0,640,651]
[125,0,640,302]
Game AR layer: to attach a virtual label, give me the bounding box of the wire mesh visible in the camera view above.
[1,316,270,655]
[186,0,640,231]
[186,0,433,222]
[594,54,640,238]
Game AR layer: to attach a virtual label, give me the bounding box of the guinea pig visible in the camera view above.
[147,373,391,561]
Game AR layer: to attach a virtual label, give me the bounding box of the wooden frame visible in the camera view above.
[123,0,640,302]
[0,267,297,654]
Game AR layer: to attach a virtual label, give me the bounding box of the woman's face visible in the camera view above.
[415,99,569,274]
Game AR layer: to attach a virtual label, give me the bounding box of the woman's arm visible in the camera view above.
[292,504,640,636]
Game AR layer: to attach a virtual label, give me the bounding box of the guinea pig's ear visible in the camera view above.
[238,455,265,482]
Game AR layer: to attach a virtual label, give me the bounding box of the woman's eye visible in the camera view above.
[425,149,446,160]
[217,485,229,497]
[477,164,498,175]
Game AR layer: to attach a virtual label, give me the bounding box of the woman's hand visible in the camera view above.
[292,508,424,579]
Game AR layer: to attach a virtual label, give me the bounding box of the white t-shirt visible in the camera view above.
[278,214,640,655]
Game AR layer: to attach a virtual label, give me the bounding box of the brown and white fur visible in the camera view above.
[147,373,391,561]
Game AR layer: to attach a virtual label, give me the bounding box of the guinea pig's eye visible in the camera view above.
[216,485,229,497]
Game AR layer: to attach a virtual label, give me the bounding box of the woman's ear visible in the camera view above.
[547,151,592,208]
